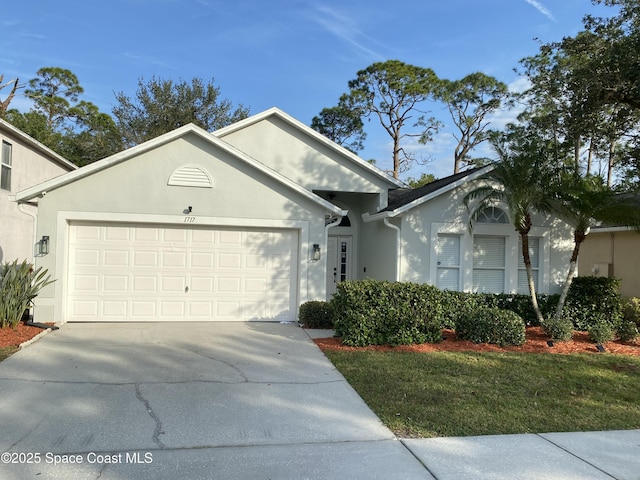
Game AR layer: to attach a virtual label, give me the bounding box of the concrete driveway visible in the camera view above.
[0,322,430,479]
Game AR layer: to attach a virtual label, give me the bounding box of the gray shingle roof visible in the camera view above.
[381,166,489,212]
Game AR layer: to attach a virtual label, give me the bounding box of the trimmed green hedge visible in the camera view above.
[331,277,625,346]
[456,307,526,346]
[561,277,623,331]
[298,300,335,328]
[332,280,442,346]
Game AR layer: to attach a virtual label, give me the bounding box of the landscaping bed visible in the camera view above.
[0,321,49,348]
[315,326,640,356]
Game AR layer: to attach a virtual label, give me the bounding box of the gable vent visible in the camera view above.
[168,164,213,188]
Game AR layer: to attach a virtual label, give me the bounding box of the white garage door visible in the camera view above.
[67,222,298,322]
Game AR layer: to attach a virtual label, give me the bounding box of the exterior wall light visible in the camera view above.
[39,235,50,255]
[312,244,321,261]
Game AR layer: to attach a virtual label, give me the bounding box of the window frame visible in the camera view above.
[1,140,12,191]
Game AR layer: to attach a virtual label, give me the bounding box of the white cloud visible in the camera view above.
[306,5,386,61]
[524,0,557,22]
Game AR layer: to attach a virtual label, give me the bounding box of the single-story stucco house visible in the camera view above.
[13,108,574,324]
[1,118,77,264]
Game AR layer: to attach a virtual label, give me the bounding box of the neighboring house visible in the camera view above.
[0,119,77,264]
[13,108,574,324]
[579,226,640,298]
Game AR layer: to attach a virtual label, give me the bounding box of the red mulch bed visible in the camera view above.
[0,322,51,348]
[314,327,640,356]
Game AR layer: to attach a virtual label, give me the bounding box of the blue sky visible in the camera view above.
[1,0,612,180]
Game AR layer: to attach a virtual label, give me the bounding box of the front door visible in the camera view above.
[326,236,352,298]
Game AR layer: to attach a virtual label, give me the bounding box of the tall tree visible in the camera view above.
[6,67,122,165]
[25,67,84,131]
[345,60,444,179]
[464,129,558,325]
[311,95,366,153]
[62,101,123,165]
[518,0,640,186]
[442,72,510,174]
[112,76,249,147]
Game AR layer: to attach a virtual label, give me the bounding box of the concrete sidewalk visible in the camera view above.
[0,323,638,479]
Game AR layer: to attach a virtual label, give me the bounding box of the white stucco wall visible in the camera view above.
[32,132,330,323]
[396,186,574,295]
[0,124,74,263]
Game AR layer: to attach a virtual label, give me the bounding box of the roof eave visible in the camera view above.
[12,123,345,216]
[0,118,78,171]
[364,164,495,221]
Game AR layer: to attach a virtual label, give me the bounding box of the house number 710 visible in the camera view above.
[184,216,196,223]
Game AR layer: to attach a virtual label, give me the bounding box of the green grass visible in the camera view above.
[0,346,19,362]
[324,350,640,438]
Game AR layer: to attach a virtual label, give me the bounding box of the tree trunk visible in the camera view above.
[555,230,586,321]
[574,138,580,176]
[0,77,21,114]
[521,231,545,325]
[607,141,615,188]
[392,134,401,179]
[587,138,593,175]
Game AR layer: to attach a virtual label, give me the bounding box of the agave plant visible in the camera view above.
[0,260,54,329]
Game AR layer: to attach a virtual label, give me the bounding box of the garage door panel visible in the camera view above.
[134,251,159,267]
[67,223,298,322]
[162,251,187,267]
[104,250,129,266]
[190,277,213,292]
[132,276,157,292]
[103,301,127,317]
[161,276,185,292]
[164,228,188,243]
[103,276,128,292]
[191,252,214,268]
[72,274,100,292]
[218,253,242,268]
[72,249,100,267]
[132,301,156,317]
[105,226,130,241]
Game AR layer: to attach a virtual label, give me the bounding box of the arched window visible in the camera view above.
[477,206,509,224]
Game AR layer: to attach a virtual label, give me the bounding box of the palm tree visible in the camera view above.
[553,175,640,321]
[464,134,558,325]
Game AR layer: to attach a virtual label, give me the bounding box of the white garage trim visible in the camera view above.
[53,211,311,324]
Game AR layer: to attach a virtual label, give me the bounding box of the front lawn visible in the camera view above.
[0,346,19,362]
[324,350,640,438]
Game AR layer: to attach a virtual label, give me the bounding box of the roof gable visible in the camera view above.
[214,107,404,189]
[13,123,345,216]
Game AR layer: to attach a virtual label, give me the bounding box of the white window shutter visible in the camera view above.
[473,236,505,293]
[436,234,460,290]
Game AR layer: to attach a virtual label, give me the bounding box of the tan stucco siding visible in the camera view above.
[579,230,640,297]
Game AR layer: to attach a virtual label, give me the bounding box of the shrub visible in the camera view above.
[455,307,526,347]
[298,300,335,328]
[588,321,615,345]
[542,317,574,342]
[616,320,639,343]
[332,280,442,346]
[0,260,54,329]
[623,297,640,327]
[562,277,623,331]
